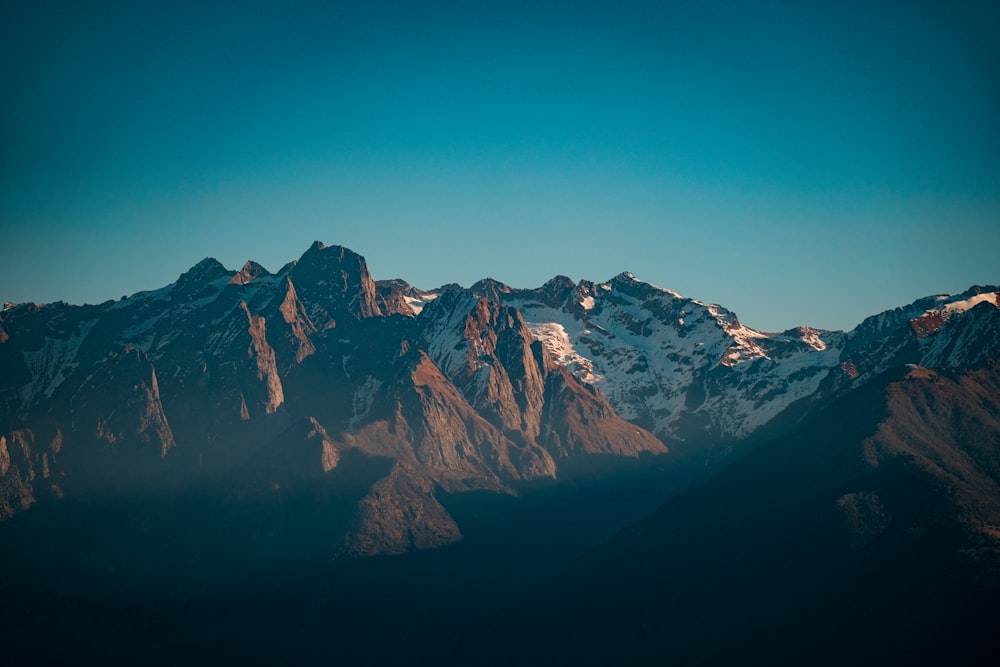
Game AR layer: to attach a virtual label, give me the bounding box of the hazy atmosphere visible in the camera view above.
[2,0,997,331]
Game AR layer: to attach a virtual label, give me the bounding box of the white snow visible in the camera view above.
[418,293,479,383]
[109,285,172,310]
[508,276,846,442]
[20,319,97,408]
[530,321,602,383]
[938,292,998,319]
[799,327,827,351]
[404,292,439,315]
[917,292,999,367]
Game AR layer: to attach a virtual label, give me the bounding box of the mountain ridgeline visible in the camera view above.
[0,242,667,554]
[1,241,998,664]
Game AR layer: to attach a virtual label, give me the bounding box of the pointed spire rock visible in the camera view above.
[289,243,382,326]
[229,260,270,285]
[278,277,318,363]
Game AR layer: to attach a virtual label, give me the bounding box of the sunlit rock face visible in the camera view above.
[1,242,995,557]
[0,243,668,556]
[447,275,1000,456]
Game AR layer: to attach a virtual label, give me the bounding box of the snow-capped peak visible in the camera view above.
[935,291,999,319]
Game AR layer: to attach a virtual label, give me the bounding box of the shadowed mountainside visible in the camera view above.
[469,361,1000,665]
[0,243,998,664]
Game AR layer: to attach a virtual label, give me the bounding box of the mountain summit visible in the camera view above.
[1,242,997,663]
[0,244,666,546]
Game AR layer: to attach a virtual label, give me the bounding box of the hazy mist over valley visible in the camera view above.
[2,243,999,664]
[2,1,999,663]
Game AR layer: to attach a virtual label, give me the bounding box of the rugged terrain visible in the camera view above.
[1,242,998,664]
[491,360,1000,665]
[0,242,669,562]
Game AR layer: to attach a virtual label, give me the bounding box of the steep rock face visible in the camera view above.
[463,272,843,447]
[375,278,439,315]
[373,279,418,317]
[240,302,284,415]
[421,292,547,442]
[276,278,318,364]
[72,347,176,457]
[338,460,463,557]
[0,431,39,519]
[517,361,1000,666]
[3,242,993,562]
[841,286,1000,378]
[418,291,666,470]
[0,243,672,559]
[540,365,667,467]
[288,241,382,327]
[456,275,1000,454]
[398,350,556,491]
[916,300,1000,369]
[229,260,270,286]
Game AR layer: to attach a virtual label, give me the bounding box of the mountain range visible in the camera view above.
[1,241,998,663]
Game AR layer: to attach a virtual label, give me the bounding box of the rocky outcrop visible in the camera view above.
[466,271,846,446]
[75,347,176,457]
[0,432,36,519]
[288,241,382,327]
[540,365,668,465]
[400,350,555,490]
[240,302,284,415]
[338,461,462,557]
[277,278,317,363]
[3,242,991,563]
[229,260,270,285]
[421,292,547,441]
[0,243,675,559]
[465,274,1000,456]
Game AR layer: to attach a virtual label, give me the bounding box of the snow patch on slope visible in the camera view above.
[510,276,845,441]
[530,321,602,383]
[404,292,438,315]
[20,319,98,408]
[938,292,999,319]
[422,293,484,379]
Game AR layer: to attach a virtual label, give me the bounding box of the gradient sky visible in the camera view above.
[2,0,998,332]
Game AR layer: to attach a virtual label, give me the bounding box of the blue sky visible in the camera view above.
[2,0,998,332]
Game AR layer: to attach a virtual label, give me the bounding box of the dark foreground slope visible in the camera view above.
[5,363,995,666]
[0,462,689,666]
[474,362,1000,665]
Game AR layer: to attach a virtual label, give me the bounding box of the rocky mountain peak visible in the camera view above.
[606,270,662,300]
[230,260,270,285]
[469,278,512,304]
[543,275,575,290]
[174,257,233,293]
[611,271,637,282]
[531,275,576,308]
[376,278,413,293]
[288,242,383,325]
[1,241,996,571]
